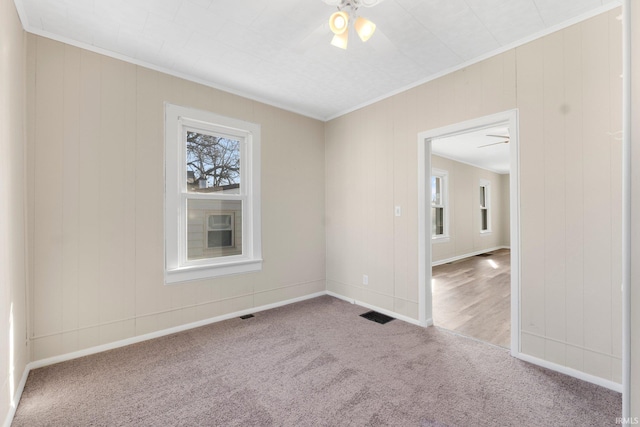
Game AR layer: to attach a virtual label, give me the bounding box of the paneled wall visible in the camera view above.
[518,11,622,383]
[0,0,28,423]
[326,10,622,383]
[25,36,326,361]
[431,155,510,263]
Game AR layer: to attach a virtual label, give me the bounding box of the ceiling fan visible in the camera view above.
[478,134,510,149]
[294,0,391,54]
[324,0,385,48]
[323,0,384,6]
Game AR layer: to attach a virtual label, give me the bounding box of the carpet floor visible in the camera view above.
[13,296,621,426]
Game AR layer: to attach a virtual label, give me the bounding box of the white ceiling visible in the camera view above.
[14,0,619,121]
[432,126,510,174]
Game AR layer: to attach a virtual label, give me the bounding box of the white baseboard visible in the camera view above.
[325,291,428,327]
[5,291,326,426]
[515,352,622,393]
[325,288,621,394]
[29,291,326,370]
[5,289,620,427]
[432,246,510,267]
[3,363,30,427]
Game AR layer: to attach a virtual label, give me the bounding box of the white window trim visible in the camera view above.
[164,103,262,283]
[431,168,449,241]
[479,178,491,234]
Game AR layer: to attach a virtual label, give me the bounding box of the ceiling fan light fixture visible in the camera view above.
[355,16,376,42]
[329,11,349,35]
[331,31,349,49]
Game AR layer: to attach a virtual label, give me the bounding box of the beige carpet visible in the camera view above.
[13,296,620,426]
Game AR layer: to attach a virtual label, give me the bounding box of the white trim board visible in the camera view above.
[28,291,325,370]
[12,0,620,122]
[2,364,29,427]
[27,291,425,371]
[12,26,326,122]
[3,292,321,427]
[325,3,621,121]
[5,290,426,427]
[5,288,622,427]
[621,0,631,419]
[418,109,521,356]
[431,246,510,267]
[325,291,431,328]
[515,352,622,393]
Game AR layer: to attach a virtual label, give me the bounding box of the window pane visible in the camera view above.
[186,131,240,194]
[432,207,444,236]
[480,186,486,208]
[431,176,441,205]
[481,209,488,231]
[187,199,242,260]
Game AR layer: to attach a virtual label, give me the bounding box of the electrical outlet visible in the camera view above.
[395,206,401,216]
[363,274,369,285]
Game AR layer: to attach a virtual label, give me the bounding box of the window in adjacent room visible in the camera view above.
[431,168,449,240]
[165,103,262,283]
[480,179,491,233]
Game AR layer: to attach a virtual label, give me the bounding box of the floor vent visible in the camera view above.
[360,311,394,324]
[476,253,493,257]
[240,314,254,320]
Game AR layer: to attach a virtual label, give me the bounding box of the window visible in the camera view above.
[480,179,491,233]
[431,168,449,239]
[165,103,261,283]
[207,213,234,249]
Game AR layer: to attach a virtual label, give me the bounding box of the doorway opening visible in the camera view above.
[431,126,512,348]
[417,110,520,356]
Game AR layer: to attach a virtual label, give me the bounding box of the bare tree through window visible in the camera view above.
[186,131,240,192]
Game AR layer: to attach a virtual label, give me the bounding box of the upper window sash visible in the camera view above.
[181,124,246,199]
[431,168,449,240]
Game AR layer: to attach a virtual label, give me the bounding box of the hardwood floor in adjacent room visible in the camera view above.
[432,249,511,348]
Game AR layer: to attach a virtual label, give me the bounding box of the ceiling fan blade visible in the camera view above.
[360,0,386,7]
[486,134,510,139]
[322,0,385,7]
[478,141,509,148]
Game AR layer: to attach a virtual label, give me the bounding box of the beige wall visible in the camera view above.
[326,10,622,383]
[25,35,326,361]
[0,0,28,423]
[431,155,509,263]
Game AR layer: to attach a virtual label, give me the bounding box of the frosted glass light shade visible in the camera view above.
[355,16,376,42]
[329,11,349,35]
[331,31,348,49]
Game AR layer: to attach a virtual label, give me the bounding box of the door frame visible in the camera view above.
[417,109,521,356]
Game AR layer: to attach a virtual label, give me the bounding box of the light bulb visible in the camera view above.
[355,17,376,42]
[329,11,349,35]
[331,31,348,49]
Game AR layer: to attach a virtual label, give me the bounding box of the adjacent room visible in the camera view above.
[430,126,512,349]
[2,0,639,425]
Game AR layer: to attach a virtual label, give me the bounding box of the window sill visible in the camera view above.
[480,230,492,235]
[165,258,262,284]
[432,236,450,243]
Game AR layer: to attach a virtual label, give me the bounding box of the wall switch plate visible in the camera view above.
[362,274,369,285]
[395,206,401,216]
